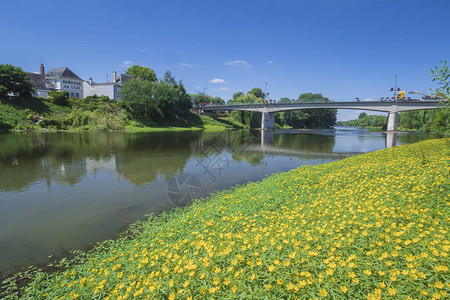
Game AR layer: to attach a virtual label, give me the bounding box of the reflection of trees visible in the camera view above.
[115,132,202,186]
[193,130,263,166]
[0,133,126,192]
[397,132,442,145]
[274,132,335,153]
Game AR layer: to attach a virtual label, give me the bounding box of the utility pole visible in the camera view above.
[264,82,268,99]
[394,75,398,100]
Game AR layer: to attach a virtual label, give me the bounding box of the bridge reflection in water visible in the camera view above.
[261,130,398,149]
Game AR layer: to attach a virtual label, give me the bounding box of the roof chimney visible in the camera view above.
[89,77,92,85]
[112,71,117,83]
[40,64,45,75]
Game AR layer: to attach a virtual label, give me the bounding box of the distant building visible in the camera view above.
[27,64,132,100]
[27,64,55,98]
[45,67,84,98]
[83,72,132,101]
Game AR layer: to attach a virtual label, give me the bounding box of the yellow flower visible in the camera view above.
[320,289,328,297]
[168,293,176,300]
[265,284,272,291]
[388,288,396,295]
[183,280,189,288]
[340,286,348,293]
[268,265,275,272]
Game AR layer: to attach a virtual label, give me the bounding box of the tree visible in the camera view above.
[279,97,293,103]
[232,91,244,101]
[121,69,191,123]
[431,60,449,100]
[248,88,263,98]
[430,60,450,133]
[281,93,337,128]
[0,64,34,98]
[358,112,368,119]
[125,65,157,82]
[48,91,69,106]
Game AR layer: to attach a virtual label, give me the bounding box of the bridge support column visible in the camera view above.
[387,112,398,132]
[261,112,275,130]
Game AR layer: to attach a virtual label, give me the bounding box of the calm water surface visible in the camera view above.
[0,127,441,270]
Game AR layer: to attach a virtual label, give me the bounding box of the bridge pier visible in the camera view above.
[261,112,275,130]
[387,112,398,132]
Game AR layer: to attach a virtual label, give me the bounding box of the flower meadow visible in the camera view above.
[3,138,449,299]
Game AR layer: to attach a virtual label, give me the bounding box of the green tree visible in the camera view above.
[232,91,244,101]
[125,65,157,82]
[279,97,293,103]
[430,60,450,133]
[48,91,69,106]
[431,60,449,100]
[282,93,336,128]
[231,93,263,128]
[0,64,34,98]
[248,88,263,98]
[358,112,368,119]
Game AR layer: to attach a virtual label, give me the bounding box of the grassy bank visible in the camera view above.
[0,97,243,132]
[2,139,449,299]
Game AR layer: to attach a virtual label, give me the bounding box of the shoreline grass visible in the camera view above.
[2,138,449,299]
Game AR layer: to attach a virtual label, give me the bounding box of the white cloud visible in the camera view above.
[268,60,273,64]
[178,62,205,69]
[209,78,227,84]
[178,62,193,68]
[225,60,251,67]
[123,60,133,67]
[218,87,230,91]
[138,48,158,55]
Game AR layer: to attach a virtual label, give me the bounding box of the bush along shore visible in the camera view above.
[2,139,449,299]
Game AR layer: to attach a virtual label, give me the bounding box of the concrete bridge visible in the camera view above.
[200,101,442,131]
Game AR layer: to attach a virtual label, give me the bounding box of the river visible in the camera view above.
[0,127,441,270]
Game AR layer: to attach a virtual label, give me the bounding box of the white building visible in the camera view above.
[83,72,131,101]
[27,65,132,100]
[27,64,55,98]
[45,67,84,98]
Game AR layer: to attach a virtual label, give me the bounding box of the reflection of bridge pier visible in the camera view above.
[385,132,397,148]
[261,130,274,148]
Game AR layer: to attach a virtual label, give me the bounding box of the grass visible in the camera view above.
[0,97,245,132]
[2,138,449,299]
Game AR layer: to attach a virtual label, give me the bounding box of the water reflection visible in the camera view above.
[386,132,397,148]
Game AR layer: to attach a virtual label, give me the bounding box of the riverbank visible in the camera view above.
[2,138,449,299]
[0,97,244,132]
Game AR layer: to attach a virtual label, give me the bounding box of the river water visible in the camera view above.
[0,127,441,270]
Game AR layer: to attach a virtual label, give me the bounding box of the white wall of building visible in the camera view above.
[83,82,122,100]
[48,78,84,98]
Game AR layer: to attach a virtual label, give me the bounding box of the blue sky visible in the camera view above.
[1,0,449,120]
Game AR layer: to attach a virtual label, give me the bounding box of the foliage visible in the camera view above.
[121,68,191,124]
[125,65,157,82]
[431,60,449,100]
[229,93,263,128]
[280,93,337,129]
[67,106,124,131]
[4,138,449,299]
[341,114,387,128]
[248,87,264,98]
[190,94,224,105]
[430,60,450,133]
[232,91,244,101]
[0,64,34,98]
[48,91,69,106]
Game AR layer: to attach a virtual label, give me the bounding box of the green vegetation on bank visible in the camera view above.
[227,90,337,129]
[2,138,448,299]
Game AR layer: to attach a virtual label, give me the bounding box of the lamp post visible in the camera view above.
[390,75,400,101]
